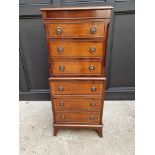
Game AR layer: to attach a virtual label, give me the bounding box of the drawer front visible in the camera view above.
[50,60,103,76]
[53,98,102,110]
[50,80,104,95]
[49,41,104,58]
[55,111,101,124]
[46,21,105,38]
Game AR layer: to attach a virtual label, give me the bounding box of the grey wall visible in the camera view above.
[19,0,135,100]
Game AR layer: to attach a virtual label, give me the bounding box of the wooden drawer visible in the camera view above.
[50,60,104,76]
[53,98,102,110]
[55,111,101,124]
[49,78,105,95]
[49,41,104,58]
[46,21,105,38]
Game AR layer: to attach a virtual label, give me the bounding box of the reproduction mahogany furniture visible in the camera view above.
[40,6,112,137]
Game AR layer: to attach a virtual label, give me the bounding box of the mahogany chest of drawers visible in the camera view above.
[40,6,112,137]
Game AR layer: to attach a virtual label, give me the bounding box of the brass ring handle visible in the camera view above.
[90,115,96,120]
[58,86,64,91]
[90,102,96,106]
[59,101,64,107]
[56,27,62,35]
[91,86,96,92]
[61,115,65,119]
[88,65,95,71]
[59,65,65,72]
[57,47,64,53]
[90,27,97,34]
[89,47,96,54]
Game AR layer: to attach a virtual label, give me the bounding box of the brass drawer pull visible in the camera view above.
[90,115,96,120]
[57,47,64,53]
[91,86,96,92]
[89,47,96,54]
[61,115,65,120]
[90,27,97,34]
[90,102,96,106]
[56,27,62,35]
[59,65,65,72]
[59,101,64,107]
[88,65,95,71]
[58,86,64,91]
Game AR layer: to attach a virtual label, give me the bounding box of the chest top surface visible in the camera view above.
[40,6,113,11]
[40,6,113,20]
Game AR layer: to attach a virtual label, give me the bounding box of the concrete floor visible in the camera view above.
[19,101,135,155]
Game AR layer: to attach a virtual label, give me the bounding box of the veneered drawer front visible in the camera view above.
[49,41,104,58]
[49,80,104,95]
[50,60,103,76]
[53,98,102,110]
[55,111,101,124]
[46,21,105,38]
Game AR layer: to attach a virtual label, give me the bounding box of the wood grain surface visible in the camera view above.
[49,41,104,58]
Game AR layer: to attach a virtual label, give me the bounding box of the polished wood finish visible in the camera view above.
[46,21,105,38]
[53,124,103,137]
[49,77,106,80]
[41,6,112,137]
[50,59,104,76]
[53,98,102,110]
[55,111,101,124]
[40,6,113,11]
[40,6,112,19]
[49,41,104,58]
[49,80,104,95]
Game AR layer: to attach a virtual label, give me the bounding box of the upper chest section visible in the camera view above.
[40,6,112,39]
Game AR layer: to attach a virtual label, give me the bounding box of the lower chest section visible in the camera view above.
[49,78,105,125]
